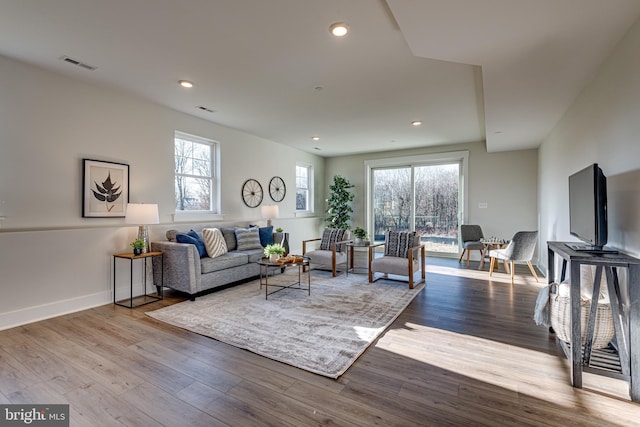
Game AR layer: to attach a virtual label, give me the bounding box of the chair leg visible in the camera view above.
[503,260,510,274]
[510,261,515,285]
[458,249,466,263]
[489,257,495,276]
[527,261,539,282]
[466,250,471,266]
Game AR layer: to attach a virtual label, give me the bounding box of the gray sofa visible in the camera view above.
[151,226,280,300]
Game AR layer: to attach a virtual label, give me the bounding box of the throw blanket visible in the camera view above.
[533,284,552,327]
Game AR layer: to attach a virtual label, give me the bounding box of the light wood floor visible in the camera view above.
[2,257,640,426]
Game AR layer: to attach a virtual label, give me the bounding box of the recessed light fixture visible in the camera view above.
[411,120,423,127]
[329,22,349,37]
[311,136,320,141]
[179,80,193,88]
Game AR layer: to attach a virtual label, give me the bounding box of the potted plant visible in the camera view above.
[264,243,286,262]
[326,175,355,230]
[353,226,369,246]
[130,239,146,256]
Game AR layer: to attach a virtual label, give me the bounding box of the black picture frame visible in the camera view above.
[82,159,130,217]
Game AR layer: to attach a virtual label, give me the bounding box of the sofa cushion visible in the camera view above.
[200,251,249,274]
[384,230,416,258]
[220,227,237,251]
[258,226,274,246]
[235,227,262,251]
[320,228,348,252]
[239,248,266,263]
[176,230,207,258]
[202,228,228,258]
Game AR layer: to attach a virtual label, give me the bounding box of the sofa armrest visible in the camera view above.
[151,241,201,295]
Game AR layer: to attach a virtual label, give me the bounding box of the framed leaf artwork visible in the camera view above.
[83,159,129,217]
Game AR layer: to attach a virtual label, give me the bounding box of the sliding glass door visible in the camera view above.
[368,153,465,256]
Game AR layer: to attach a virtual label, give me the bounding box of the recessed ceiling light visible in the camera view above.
[179,80,193,88]
[311,136,320,141]
[411,120,422,127]
[329,22,349,37]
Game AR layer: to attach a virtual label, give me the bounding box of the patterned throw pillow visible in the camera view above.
[202,228,228,258]
[384,230,416,258]
[319,228,348,252]
[234,227,263,251]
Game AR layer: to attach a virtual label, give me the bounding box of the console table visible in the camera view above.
[547,241,640,401]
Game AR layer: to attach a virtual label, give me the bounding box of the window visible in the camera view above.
[174,131,218,213]
[365,151,469,257]
[296,163,313,212]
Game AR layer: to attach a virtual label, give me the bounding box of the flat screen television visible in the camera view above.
[567,163,616,253]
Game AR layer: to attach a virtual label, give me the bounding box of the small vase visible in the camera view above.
[133,248,143,256]
[269,254,280,262]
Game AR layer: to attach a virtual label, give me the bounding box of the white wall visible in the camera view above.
[0,55,324,329]
[324,141,538,253]
[539,17,640,272]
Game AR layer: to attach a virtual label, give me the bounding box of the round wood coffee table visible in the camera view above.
[257,257,310,299]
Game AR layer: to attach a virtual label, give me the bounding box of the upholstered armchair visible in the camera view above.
[302,228,352,277]
[368,230,425,289]
[459,224,485,266]
[489,230,539,284]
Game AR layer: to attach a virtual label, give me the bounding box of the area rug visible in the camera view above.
[146,271,424,378]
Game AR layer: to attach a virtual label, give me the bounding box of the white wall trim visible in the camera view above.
[0,290,111,331]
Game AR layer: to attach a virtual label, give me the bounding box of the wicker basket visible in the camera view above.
[549,282,615,349]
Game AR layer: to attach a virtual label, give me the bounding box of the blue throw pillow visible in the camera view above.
[176,230,207,258]
[259,226,274,246]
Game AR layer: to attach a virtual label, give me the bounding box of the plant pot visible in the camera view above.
[133,248,143,256]
[269,254,280,262]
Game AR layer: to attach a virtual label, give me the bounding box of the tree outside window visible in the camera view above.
[175,132,217,212]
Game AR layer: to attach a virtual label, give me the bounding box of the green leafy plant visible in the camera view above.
[263,243,286,257]
[130,239,146,250]
[325,175,355,230]
[92,172,122,212]
[353,226,367,240]
[275,227,284,233]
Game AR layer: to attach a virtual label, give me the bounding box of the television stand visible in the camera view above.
[564,242,618,254]
[548,242,640,402]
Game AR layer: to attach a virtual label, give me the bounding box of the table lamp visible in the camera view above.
[125,203,159,253]
[261,204,279,227]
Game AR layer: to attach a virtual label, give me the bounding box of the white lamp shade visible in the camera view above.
[261,204,279,220]
[125,203,159,224]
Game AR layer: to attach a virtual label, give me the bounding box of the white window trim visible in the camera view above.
[295,162,314,216]
[173,131,221,222]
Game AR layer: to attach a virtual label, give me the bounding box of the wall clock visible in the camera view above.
[268,176,286,202]
[241,179,263,208]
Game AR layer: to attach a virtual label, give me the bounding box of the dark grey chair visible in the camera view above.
[459,225,485,266]
[489,230,539,284]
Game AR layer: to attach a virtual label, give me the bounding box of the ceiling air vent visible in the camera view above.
[196,106,215,113]
[60,56,97,71]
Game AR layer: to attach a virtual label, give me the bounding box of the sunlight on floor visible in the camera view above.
[353,325,384,341]
[426,263,546,287]
[376,322,639,415]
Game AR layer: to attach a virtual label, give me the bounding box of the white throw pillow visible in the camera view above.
[202,228,228,258]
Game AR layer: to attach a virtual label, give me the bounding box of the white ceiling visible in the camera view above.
[1,0,639,157]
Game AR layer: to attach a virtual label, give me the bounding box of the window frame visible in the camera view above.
[173,131,222,222]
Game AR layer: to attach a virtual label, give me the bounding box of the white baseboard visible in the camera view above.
[0,291,112,331]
